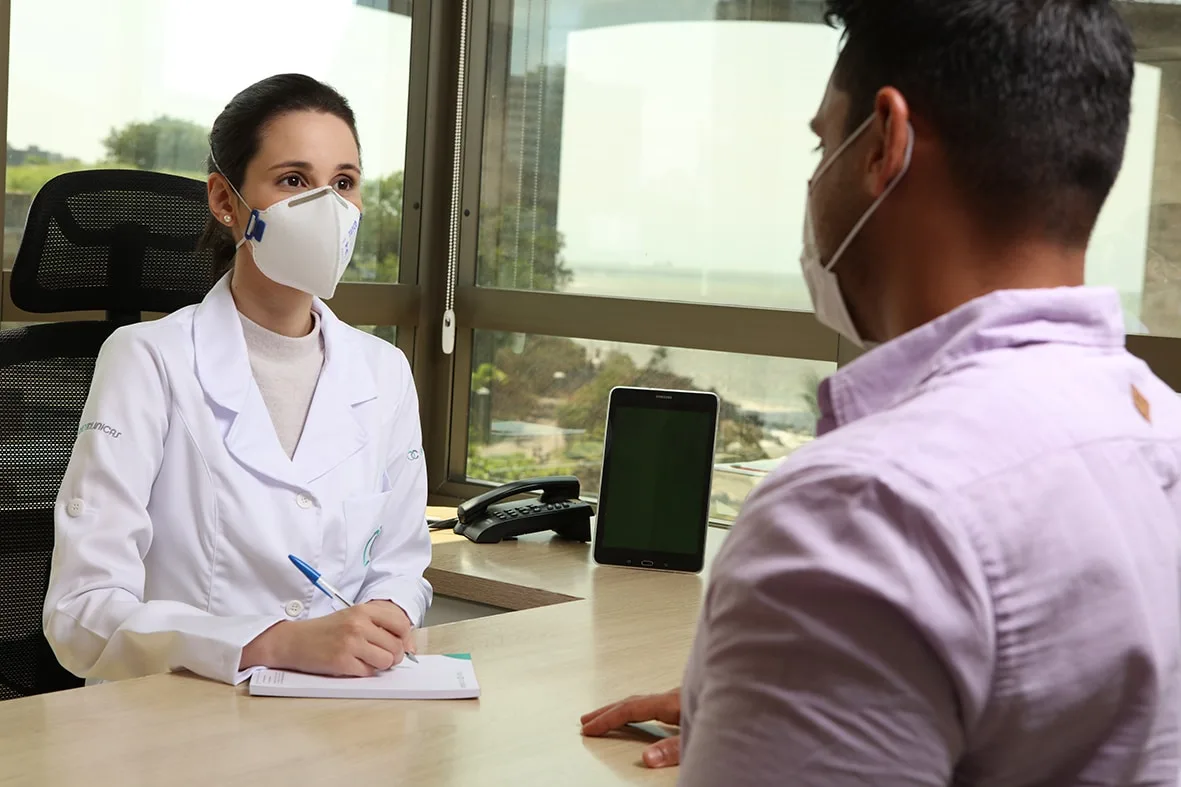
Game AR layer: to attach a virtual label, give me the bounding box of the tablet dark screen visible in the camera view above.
[597,404,715,554]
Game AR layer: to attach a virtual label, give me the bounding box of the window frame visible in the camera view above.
[413,0,1181,509]
[0,0,430,367]
[416,0,856,507]
[5,1,1181,513]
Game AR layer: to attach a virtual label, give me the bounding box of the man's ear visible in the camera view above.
[866,87,912,197]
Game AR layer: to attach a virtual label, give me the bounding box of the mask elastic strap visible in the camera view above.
[210,149,266,246]
[812,114,875,184]
[823,121,915,273]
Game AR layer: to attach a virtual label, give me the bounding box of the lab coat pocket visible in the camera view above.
[341,491,396,590]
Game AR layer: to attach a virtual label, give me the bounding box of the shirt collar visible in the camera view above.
[816,287,1126,436]
[194,273,375,413]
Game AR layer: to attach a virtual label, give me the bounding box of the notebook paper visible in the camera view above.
[248,654,480,700]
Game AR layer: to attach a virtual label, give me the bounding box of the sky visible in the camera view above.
[7,0,412,175]
[556,21,1161,315]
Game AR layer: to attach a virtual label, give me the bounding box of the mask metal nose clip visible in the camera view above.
[244,209,266,242]
[289,186,338,208]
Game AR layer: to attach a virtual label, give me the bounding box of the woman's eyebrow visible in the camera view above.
[267,160,361,173]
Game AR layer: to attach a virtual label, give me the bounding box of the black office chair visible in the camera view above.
[0,169,213,700]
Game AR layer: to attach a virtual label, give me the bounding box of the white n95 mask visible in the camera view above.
[800,115,914,347]
[234,186,361,299]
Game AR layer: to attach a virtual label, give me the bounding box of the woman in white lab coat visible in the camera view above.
[42,74,432,685]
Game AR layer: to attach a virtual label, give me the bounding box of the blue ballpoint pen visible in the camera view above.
[287,554,418,663]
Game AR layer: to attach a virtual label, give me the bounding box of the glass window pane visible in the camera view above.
[466,330,834,523]
[475,0,1181,335]
[6,0,411,287]
[477,1,835,310]
[1123,2,1181,336]
[353,325,399,345]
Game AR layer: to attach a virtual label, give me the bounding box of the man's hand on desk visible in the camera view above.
[240,601,417,676]
[580,688,682,768]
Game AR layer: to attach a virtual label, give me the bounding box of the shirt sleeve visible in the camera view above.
[42,328,283,686]
[355,351,433,626]
[677,461,994,787]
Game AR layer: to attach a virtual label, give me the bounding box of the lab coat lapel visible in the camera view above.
[290,302,377,485]
[193,276,305,490]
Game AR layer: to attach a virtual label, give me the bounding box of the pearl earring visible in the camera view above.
[223,216,232,223]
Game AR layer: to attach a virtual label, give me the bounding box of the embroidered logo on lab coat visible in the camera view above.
[78,421,122,439]
[407,448,421,461]
[363,527,382,566]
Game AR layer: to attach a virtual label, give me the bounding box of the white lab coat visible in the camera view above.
[42,275,432,685]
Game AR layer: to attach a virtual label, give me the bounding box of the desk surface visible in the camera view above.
[0,510,725,786]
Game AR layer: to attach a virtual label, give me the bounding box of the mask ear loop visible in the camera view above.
[209,150,266,246]
[811,114,876,186]
[821,120,915,273]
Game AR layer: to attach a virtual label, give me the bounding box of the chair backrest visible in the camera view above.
[0,323,115,699]
[11,168,215,321]
[0,169,212,699]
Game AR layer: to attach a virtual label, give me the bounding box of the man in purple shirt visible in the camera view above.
[581,1,1181,784]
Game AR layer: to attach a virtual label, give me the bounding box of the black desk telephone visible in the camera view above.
[433,476,593,544]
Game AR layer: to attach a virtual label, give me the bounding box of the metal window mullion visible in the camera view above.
[835,334,863,367]
[0,0,11,324]
[392,0,441,366]
[454,286,840,363]
[414,0,469,497]
[397,0,433,290]
[1127,334,1181,391]
[445,0,494,484]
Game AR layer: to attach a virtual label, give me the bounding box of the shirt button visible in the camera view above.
[284,600,304,618]
[296,494,314,509]
[65,499,84,518]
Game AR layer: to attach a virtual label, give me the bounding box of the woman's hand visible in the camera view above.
[241,600,417,676]
[580,688,682,768]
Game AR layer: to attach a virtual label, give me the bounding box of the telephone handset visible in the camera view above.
[441,475,592,544]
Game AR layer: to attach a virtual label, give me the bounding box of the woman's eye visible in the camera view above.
[282,174,304,188]
[335,177,354,191]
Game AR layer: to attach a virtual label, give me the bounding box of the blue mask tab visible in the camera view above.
[244,209,266,242]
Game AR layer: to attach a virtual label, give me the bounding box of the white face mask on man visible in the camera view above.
[800,114,914,347]
[214,158,362,299]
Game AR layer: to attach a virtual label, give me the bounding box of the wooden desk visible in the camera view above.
[0,515,726,786]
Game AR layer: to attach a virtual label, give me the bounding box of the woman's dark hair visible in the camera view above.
[199,73,361,276]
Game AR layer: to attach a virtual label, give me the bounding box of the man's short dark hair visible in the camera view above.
[825,0,1135,242]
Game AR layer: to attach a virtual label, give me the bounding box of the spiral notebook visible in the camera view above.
[248,654,480,700]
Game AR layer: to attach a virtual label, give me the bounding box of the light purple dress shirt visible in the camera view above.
[680,288,1181,786]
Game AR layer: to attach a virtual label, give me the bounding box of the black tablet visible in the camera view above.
[593,387,719,573]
